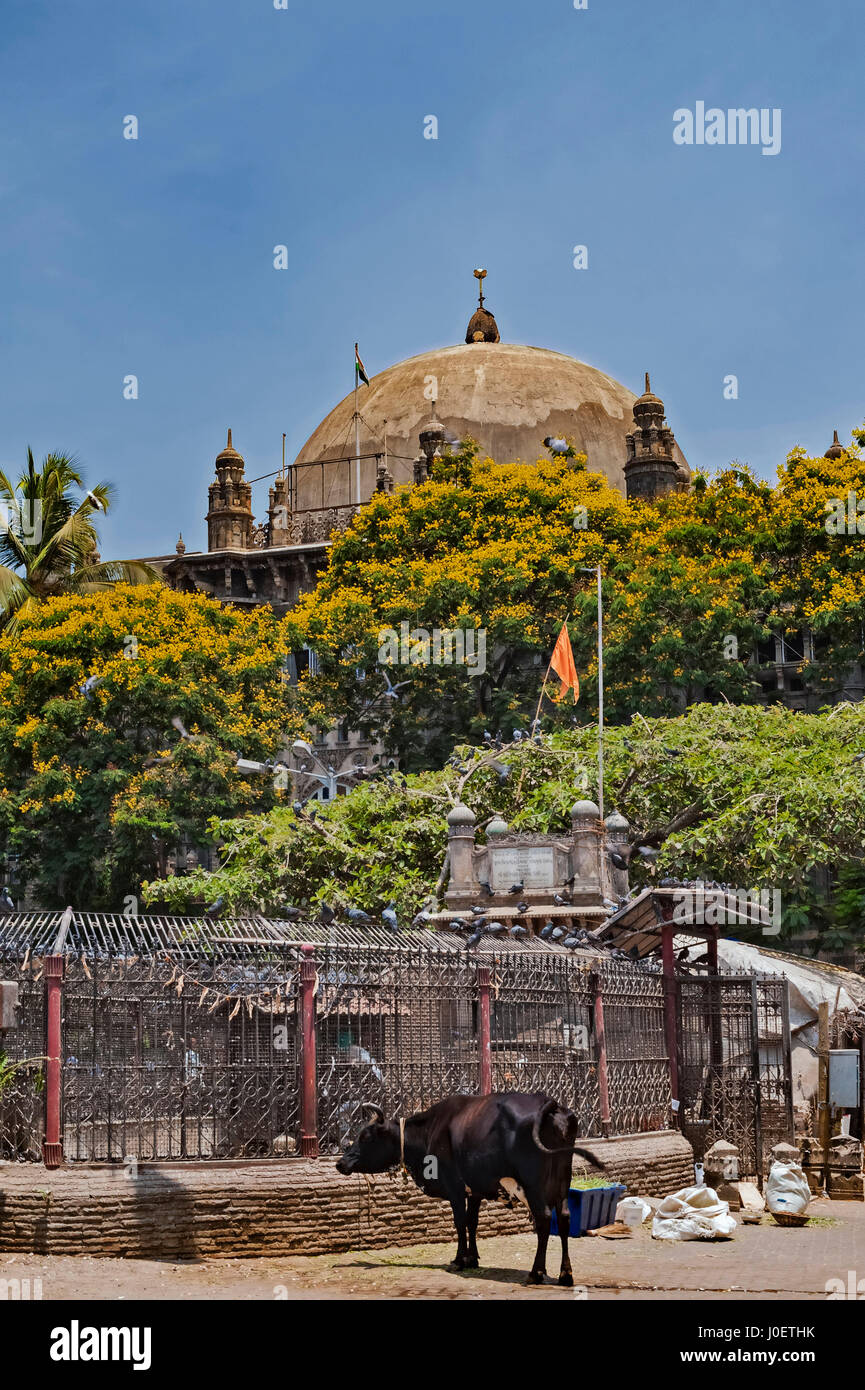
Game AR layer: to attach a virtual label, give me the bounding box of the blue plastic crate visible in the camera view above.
[550,1183,627,1236]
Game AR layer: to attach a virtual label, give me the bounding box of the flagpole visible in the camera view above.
[596,565,604,821]
[353,345,361,507]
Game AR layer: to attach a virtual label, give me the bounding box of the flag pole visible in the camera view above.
[596,564,604,821]
[353,345,361,507]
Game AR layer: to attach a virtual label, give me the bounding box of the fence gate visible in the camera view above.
[677,973,793,1176]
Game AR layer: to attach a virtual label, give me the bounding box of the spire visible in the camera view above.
[624,374,685,502]
[207,430,253,551]
[825,429,845,460]
[466,267,500,343]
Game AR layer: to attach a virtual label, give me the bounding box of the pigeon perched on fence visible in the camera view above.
[0,887,14,913]
[319,903,336,926]
[539,922,555,940]
[205,896,224,919]
[410,909,431,929]
[485,921,507,936]
[510,925,528,939]
[382,904,399,931]
[550,927,566,941]
[466,930,484,949]
[280,905,303,920]
[348,908,373,925]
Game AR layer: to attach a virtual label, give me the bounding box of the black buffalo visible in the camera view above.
[336,1091,600,1285]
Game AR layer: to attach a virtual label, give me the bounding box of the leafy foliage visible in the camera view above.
[146,702,865,952]
[0,586,301,908]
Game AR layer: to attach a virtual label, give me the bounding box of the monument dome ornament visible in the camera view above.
[465,268,500,343]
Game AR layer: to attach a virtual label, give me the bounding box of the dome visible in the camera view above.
[605,810,629,832]
[571,799,601,821]
[446,802,475,827]
[292,343,689,502]
[486,815,509,837]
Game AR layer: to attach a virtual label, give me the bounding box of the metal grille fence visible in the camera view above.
[0,922,793,1166]
[678,973,793,1175]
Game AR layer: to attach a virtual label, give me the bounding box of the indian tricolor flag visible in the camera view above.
[355,343,370,388]
[550,622,579,703]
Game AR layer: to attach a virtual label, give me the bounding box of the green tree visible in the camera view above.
[0,586,300,907]
[0,450,157,633]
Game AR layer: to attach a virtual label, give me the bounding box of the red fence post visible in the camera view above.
[477,965,492,1096]
[42,954,65,1169]
[592,973,611,1137]
[299,944,319,1157]
[661,923,680,1124]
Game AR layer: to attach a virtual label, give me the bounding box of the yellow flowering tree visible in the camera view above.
[286,435,865,758]
[0,586,300,908]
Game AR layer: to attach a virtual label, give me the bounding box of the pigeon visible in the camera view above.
[319,902,336,926]
[490,760,510,783]
[292,801,305,816]
[466,931,484,949]
[0,886,14,913]
[516,901,529,914]
[205,896,224,919]
[627,946,641,961]
[512,729,523,743]
[495,731,503,750]
[563,873,577,887]
[508,882,524,896]
[622,737,635,752]
[349,908,373,925]
[663,746,685,758]
[382,672,411,701]
[470,904,488,916]
[485,921,507,936]
[607,850,629,872]
[171,715,197,741]
[448,920,467,933]
[79,675,100,701]
[382,904,399,931]
[550,927,566,941]
[483,730,493,744]
[280,905,303,920]
[539,922,555,940]
[637,846,658,861]
[410,910,431,929]
[602,898,619,912]
[563,935,581,949]
[478,880,495,898]
[510,925,528,939]
[553,893,571,907]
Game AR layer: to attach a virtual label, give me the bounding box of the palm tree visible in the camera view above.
[0,449,158,632]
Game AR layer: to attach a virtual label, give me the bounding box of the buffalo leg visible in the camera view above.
[556,1198,573,1287]
[527,1204,550,1285]
[448,1193,469,1270]
[465,1194,482,1269]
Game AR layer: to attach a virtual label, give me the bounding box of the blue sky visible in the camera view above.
[1,0,863,557]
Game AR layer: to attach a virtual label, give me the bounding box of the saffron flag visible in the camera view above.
[355,343,370,387]
[549,623,579,703]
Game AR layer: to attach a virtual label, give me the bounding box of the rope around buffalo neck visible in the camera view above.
[399,1117,408,1182]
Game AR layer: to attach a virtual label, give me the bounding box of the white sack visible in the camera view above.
[766,1160,810,1217]
[652,1184,737,1241]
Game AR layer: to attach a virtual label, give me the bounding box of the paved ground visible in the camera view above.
[2,1198,861,1300]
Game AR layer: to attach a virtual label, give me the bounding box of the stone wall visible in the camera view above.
[0,1132,693,1260]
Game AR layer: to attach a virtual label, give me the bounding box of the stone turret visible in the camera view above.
[207,430,253,551]
[268,473,292,546]
[624,375,687,502]
[825,429,845,461]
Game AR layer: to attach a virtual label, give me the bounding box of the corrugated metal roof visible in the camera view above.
[0,911,600,961]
